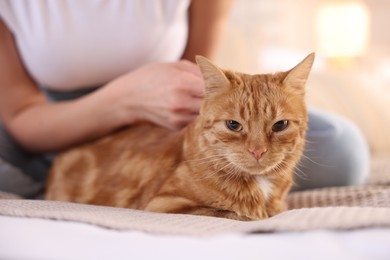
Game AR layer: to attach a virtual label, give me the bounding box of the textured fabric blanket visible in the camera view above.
[0,156,389,236]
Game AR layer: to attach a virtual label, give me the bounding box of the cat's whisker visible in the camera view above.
[272,154,310,180]
[277,160,309,184]
[224,164,240,179]
[198,162,231,182]
[284,150,334,168]
[303,149,316,152]
[276,157,310,180]
[184,152,225,160]
[233,168,244,180]
[194,158,227,167]
[272,162,286,177]
[185,155,230,172]
[221,164,242,187]
[212,159,241,183]
[215,161,235,175]
[300,154,335,168]
[184,154,225,164]
[272,160,292,180]
[196,159,233,181]
[293,166,309,180]
[304,139,317,145]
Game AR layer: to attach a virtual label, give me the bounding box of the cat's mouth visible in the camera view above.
[226,155,286,176]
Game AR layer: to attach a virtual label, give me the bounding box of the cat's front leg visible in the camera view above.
[266,198,287,217]
[182,208,251,221]
[265,175,292,217]
[144,195,195,213]
[145,196,251,220]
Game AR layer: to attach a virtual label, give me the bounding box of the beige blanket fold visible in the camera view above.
[0,199,390,236]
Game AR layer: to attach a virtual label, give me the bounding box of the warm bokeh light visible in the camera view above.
[316,1,370,58]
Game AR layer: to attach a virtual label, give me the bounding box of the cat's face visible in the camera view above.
[196,54,314,176]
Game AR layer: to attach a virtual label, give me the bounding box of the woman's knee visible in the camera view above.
[293,109,370,190]
[0,123,48,197]
[0,157,44,198]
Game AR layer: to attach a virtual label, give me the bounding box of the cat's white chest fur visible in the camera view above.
[256,176,274,201]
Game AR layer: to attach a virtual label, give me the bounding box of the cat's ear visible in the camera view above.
[283,53,315,95]
[196,56,230,94]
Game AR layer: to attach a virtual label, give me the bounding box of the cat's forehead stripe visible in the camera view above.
[239,74,280,121]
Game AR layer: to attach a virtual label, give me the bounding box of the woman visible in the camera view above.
[0,0,369,197]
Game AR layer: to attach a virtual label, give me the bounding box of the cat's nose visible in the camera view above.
[249,147,267,160]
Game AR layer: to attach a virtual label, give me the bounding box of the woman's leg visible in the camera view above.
[0,123,51,198]
[293,109,370,191]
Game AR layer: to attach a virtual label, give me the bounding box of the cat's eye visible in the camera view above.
[272,120,289,132]
[226,120,243,132]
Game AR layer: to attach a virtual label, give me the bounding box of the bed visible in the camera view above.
[1,71,390,259]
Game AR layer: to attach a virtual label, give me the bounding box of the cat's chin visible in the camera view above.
[246,166,273,176]
[234,159,286,176]
[230,161,270,176]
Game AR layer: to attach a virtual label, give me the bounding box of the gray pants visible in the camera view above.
[0,109,370,198]
[293,109,370,191]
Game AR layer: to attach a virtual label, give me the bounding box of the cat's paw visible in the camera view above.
[266,200,287,217]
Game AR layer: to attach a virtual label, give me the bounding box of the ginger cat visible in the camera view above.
[46,53,315,221]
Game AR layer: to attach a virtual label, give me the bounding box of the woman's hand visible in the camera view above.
[101,60,205,130]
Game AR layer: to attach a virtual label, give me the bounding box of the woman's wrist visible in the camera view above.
[92,79,137,129]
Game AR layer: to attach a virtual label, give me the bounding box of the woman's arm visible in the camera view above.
[181,0,234,62]
[0,1,232,152]
[0,18,204,153]
[0,18,130,152]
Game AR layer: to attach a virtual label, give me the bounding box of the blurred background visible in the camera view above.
[217,0,390,156]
